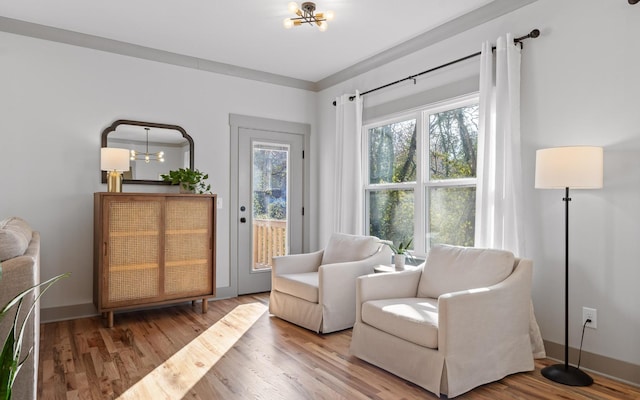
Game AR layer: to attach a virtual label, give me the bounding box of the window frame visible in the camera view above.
[363,93,479,258]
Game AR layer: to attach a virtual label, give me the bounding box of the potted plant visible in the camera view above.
[0,264,69,400]
[384,238,415,270]
[161,168,211,194]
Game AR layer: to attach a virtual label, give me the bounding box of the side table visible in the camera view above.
[373,264,395,273]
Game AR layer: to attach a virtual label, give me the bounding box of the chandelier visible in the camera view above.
[283,2,334,32]
[130,127,165,163]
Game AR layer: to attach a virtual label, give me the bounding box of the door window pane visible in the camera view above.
[428,186,475,247]
[429,105,478,180]
[368,189,414,250]
[252,142,289,270]
[368,120,417,184]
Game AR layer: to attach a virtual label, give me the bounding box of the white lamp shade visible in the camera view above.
[101,148,130,171]
[535,146,603,189]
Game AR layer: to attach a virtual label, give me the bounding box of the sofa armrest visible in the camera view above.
[437,258,533,356]
[272,249,324,276]
[0,244,40,400]
[0,233,40,303]
[0,255,38,302]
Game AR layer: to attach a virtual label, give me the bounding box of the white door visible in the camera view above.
[237,128,304,294]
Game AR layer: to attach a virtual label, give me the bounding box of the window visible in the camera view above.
[364,95,479,256]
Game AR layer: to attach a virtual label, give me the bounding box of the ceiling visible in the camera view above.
[0,0,534,84]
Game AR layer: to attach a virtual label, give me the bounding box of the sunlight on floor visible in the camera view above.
[117,301,268,399]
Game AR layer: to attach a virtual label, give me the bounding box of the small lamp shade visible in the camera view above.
[535,146,603,189]
[101,148,130,171]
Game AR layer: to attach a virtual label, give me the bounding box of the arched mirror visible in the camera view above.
[101,120,194,185]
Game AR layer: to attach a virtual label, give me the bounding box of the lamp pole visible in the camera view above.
[563,187,570,371]
[540,186,593,386]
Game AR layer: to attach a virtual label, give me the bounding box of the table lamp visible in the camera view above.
[101,148,130,192]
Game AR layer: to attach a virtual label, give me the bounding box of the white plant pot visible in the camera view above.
[394,254,406,271]
[179,183,195,194]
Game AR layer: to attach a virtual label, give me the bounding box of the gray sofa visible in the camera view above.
[0,217,40,400]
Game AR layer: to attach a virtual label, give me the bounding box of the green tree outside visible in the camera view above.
[367,104,478,250]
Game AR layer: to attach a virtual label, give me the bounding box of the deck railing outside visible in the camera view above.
[253,219,287,270]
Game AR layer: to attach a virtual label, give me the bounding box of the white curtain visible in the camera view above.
[333,91,363,235]
[476,34,545,359]
[475,33,525,256]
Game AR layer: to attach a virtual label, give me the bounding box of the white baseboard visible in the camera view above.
[40,303,98,323]
[543,340,640,387]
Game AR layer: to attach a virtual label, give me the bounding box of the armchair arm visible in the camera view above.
[271,249,324,276]
[316,245,393,332]
[354,268,422,324]
[437,259,533,362]
[356,268,422,303]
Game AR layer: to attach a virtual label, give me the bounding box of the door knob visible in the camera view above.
[240,206,246,212]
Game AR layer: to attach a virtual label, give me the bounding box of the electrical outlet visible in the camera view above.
[217,197,223,209]
[582,307,597,329]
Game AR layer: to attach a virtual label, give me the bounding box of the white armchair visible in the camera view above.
[350,244,536,398]
[269,233,393,333]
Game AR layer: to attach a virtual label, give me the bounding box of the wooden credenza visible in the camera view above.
[94,192,216,327]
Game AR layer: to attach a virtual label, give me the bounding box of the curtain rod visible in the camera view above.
[332,29,540,106]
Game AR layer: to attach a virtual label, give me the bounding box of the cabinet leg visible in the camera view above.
[107,311,114,328]
[201,298,208,314]
[191,300,197,307]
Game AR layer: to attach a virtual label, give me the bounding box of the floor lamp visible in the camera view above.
[535,146,603,386]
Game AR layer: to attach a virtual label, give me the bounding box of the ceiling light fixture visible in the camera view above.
[130,127,165,163]
[283,2,334,32]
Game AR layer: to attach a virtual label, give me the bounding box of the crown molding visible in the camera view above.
[0,16,316,91]
[315,0,538,91]
[0,0,537,92]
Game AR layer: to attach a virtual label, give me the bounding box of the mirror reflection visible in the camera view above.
[101,120,194,184]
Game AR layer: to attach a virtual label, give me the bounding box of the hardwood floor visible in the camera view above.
[38,293,640,399]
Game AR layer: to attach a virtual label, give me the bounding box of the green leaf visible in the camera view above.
[0,272,70,399]
[160,168,212,194]
[380,238,416,264]
[0,321,17,400]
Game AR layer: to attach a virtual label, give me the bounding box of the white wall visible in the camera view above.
[0,32,316,308]
[317,0,640,367]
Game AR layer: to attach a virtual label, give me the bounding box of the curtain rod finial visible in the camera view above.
[530,29,540,38]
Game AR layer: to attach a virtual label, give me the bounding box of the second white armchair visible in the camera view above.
[350,244,537,398]
[269,232,393,333]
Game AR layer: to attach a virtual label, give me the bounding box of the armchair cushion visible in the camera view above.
[321,233,381,265]
[417,244,515,298]
[273,272,319,303]
[362,297,438,348]
[0,217,33,261]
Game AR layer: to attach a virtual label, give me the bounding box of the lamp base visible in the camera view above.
[106,170,123,193]
[541,364,593,386]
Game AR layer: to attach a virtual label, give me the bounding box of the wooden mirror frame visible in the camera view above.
[101,119,194,185]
